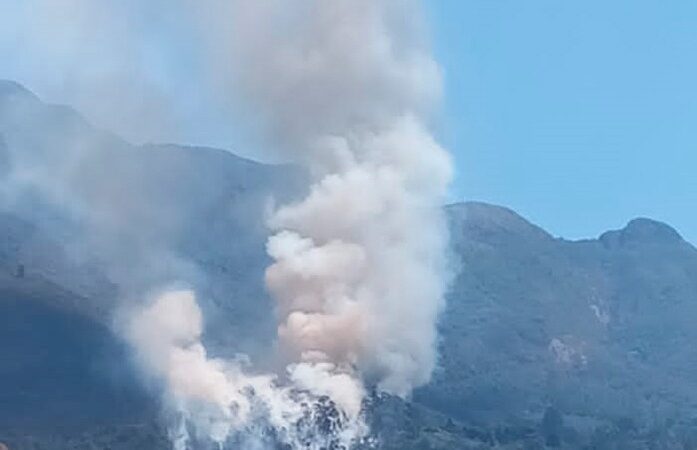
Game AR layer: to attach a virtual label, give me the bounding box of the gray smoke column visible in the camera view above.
[219,0,454,395]
[127,0,452,447]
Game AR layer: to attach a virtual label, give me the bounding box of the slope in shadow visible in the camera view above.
[0,286,153,431]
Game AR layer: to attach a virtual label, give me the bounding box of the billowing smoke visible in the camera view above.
[127,288,368,449]
[207,0,452,393]
[2,0,452,447]
[124,0,453,448]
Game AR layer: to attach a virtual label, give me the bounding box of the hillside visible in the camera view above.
[2,81,697,449]
[418,203,697,447]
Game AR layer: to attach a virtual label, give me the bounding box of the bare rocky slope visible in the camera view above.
[1,81,697,449]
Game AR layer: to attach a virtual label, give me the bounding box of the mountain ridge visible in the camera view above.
[2,80,697,449]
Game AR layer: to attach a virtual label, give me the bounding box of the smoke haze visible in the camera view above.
[217,0,452,394]
[1,1,452,448]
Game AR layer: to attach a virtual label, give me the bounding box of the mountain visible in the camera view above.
[0,79,305,352]
[2,81,697,449]
[416,203,697,447]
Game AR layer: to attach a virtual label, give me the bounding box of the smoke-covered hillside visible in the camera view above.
[2,83,697,449]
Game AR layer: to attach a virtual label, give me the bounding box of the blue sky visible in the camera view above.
[0,1,695,242]
[427,1,697,242]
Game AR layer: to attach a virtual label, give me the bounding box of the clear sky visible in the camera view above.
[427,1,697,243]
[0,1,695,242]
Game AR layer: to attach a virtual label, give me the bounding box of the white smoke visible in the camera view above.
[3,0,451,446]
[219,0,452,392]
[265,116,452,397]
[126,0,452,448]
[126,289,367,449]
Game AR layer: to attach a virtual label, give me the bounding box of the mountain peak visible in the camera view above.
[600,217,683,248]
[446,201,552,241]
[624,217,683,241]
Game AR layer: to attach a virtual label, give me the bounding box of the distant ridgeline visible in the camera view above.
[2,81,697,448]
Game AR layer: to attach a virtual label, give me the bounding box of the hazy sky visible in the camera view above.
[0,0,695,243]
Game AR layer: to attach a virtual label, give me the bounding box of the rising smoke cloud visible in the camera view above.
[128,288,368,449]
[125,0,453,447]
[2,0,453,447]
[205,0,453,394]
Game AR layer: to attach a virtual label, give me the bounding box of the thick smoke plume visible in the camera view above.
[126,0,453,447]
[2,0,452,447]
[127,289,367,449]
[219,0,453,395]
